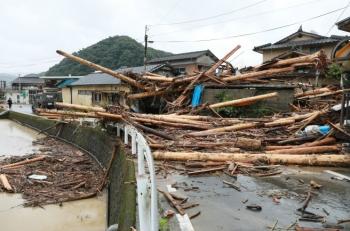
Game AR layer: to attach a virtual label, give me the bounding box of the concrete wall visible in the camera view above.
[2,111,136,231]
[5,90,30,104]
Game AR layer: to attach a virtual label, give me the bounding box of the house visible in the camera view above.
[40,75,83,90]
[253,26,346,62]
[147,50,219,75]
[336,16,350,32]
[5,75,44,104]
[62,64,173,107]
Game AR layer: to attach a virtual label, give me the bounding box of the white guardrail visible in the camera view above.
[115,122,159,231]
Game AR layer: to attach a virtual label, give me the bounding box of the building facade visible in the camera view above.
[147,50,219,75]
[253,26,346,62]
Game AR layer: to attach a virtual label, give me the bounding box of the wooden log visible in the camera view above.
[132,122,175,140]
[234,137,261,150]
[55,102,105,112]
[209,92,278,109]
[298,90,344,100]
[264,118,295,127]
[158,190,185,215]
[133,114,208,126]
[265,137,336,150]
[142,75,174,82]
[56,50,146,90]
[295,87,330,98]
[40,110,99,118]
[187,122,257,137]
[132,117,209,130]
[223,66,294,82]
[187,166,226,175]
[206,45,241,74]
[295,111,321,133]
[266,145,339,154]
[0,174,13,191]
[277,135,318,145]
[256,50,325,70]
[153,152,350,167]
[1,155,46,169]
[95,112,122,120]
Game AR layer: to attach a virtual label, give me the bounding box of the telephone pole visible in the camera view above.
[144,25,149,72]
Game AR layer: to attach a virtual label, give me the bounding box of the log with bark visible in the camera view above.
[55,102,105,112]
[265,137,336,150]
[187,122,257,137]
[0,174,13,191]
[209,92,278,109]
[153,152,350,167]
[266,145,339,154]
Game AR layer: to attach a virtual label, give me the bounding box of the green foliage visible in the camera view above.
[326,63,343,80]
[214,91,274,117]
[159,217,169,231]
[46,36,172,76]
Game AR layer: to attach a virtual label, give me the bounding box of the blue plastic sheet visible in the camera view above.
[191,84,204,107]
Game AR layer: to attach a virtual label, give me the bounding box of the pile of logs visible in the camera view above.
[56,47,327,112]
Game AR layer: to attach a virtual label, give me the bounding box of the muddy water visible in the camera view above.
[0,119,44,156]
[0,119,107,231]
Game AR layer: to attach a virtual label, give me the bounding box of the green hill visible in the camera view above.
[46,36,172,76]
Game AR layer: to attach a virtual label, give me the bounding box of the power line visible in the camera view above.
[149,0,268,26]
[150,0,323,37]
[325,0,350,35]
[152,6,347,43]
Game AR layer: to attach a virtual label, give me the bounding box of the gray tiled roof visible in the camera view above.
[254,38,342,51]
[148,50,218,63]
[12,77,45,84]
[69,64,164,86]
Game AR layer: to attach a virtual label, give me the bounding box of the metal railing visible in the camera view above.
[115,122,158,231]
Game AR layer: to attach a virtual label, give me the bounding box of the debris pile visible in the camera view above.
[0,137,104,207]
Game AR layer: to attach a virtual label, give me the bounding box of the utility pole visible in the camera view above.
[144,25,149,72]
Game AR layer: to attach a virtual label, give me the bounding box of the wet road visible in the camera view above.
[0,119,107,231]
[158,166,350,230]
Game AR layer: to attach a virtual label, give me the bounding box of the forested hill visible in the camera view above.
[46,35,172,76]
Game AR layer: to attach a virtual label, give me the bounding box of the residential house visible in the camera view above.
[5,75,44,104]
[336,16,350,33]
[147,50,219,75]
[62,64,173,107]
[253,26,346,62]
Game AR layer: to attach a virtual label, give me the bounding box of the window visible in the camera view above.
[78,90,91,95]
[92,92,102,103]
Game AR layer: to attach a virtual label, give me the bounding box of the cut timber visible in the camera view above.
[188,166,226,175]
[264,118,295,127]
[187,122,257,137]
[223,66,294,82]
[142,75,174,82]
[55,102,105,112]
[234,137,261,150]
[1,155,46,169]
[158,190,185,215]
[257,50,326,69]
[132,123,174,140]
[295,111,321,133]
[206,45,241,75]
[153,152,350,167]
[295,87,330,98]
[133,114,208,126]
[266,145,339,154]
[0,174,13,191]
[96,112,122,120]
[56,50,146,90]
[209,92,278,109]
[39,110,99,118]
[298,90,344,100]
[132,117,209,130]
[265,136,336,150]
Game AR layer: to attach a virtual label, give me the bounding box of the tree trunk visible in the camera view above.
[209,92,278,109]
[266,145,339,154]
[234,137,261,150]
[187,122,257,137]
[55,102,105,112]
[96,112,122,120]
[153,151,350,167]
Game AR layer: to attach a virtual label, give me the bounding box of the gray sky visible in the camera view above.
[0,0,349,75]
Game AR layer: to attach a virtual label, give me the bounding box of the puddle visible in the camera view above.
[0,119,44,156]
[0,193,107,231]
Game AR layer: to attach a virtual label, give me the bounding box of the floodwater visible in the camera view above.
[0,119,107,231]
[0,119,43,156]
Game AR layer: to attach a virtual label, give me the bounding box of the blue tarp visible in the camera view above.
[191,84,204,107]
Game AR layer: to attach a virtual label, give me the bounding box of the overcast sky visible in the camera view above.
[0,0,349,75]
